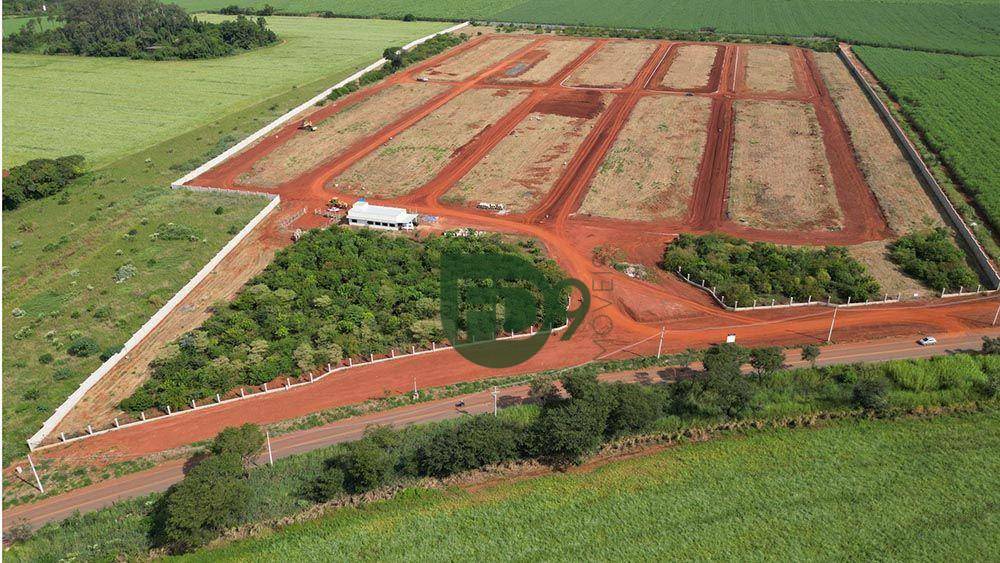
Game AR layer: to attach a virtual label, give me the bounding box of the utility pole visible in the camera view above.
[993,302,1000,327]
[827,306,839,343]
[492,386,499,416]
[656,325,665,359]
[265,430,274,467]
[27,454,44,493]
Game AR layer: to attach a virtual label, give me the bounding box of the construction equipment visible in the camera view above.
[298,120,317,132]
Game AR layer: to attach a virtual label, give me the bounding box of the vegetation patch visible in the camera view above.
[662,233,881,304]
[888,228,979,291]
[2,156,85,210]
[4,0,277,59]
[120,227,565,413]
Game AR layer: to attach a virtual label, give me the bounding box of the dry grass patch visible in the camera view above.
[564,40,658,88]
[660,44,719,90]
[815,53,941,235]
[849,240,928,296]
[422,36,535,82]
[237,83,450,187]
[494,38,595,84]
[335,88,531,198]
[728,100,843,231]
[445,91,609,212]
[578,94,711,221]
[743,46,798,93]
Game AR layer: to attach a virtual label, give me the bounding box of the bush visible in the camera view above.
[67,336,100,357]
[528,400,608,467]
[663,233,880,304]
[307,466,345,502]
[338,427,400,494]
[38,353,54,365]
[2,155,85,210]
[210,424,264,469]
[416,416,520,478]
[604,383,663,438]
[100,345,123,361]
[852,378,889,413]
[888,228,978,291]
[52,367,77,381]
[157,452,251,552]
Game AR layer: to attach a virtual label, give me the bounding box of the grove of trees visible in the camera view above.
[662,233,881,305]
[2,155,85,210]
[120,227,565,413]
[888,228,979,291]
[4,0,277,60]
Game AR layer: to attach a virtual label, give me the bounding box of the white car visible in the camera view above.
[917,336,938,346]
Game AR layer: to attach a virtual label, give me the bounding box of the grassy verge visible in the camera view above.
[179,408,999,561]
[6,351,996,559]
[1,17,452,464]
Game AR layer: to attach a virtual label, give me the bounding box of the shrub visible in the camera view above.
[338,427,400,494]
[888,228,978,291]
[885,360,938,391]
[209,424,264,470]
[157,452,251,552]
[67,336,100,357]
[100,345,123,361]
[416,416,520,478]
[53,367,77,381]
[852,378,888,413]
[801,345,821,367]
[750,346,784,376]
[528,400,608,467]
[604,383,663,438]
[38,353,54,365]
[307,466,345,502]
[2,155,85,210]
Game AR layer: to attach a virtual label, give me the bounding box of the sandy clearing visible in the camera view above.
[564,40,658,88]
[578,94,711,221]
[815,53,941,235]
[744,46,798,93]
[493,38,595,85]
[659,44,719,90]
[422,36,535,82]
[445,91,609,212]
[237,83,450,188]
[728,99,843,231]
[849,240,928,296]
[334,88,531,198]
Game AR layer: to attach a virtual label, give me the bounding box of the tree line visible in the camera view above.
[120,227,565,413]
[4,0,277,60]
[146,340,999,553]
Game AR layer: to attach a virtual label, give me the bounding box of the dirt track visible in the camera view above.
[37,34,996,456]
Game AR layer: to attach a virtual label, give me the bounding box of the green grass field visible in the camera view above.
[1,16,445,167]
[1,16,448,463]
[170,0,1000,56]
[853,47,1000,234]
[169,410,1000,561]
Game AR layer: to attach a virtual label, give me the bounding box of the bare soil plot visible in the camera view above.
[335,88,531,198]
[422,36,535,82]
[493,38,596,85]
[743,46,799,93]
[237,83,450,188]
[659,44,720,90]
[445,91,609,212]
[727,100,843,231]
[563,40,658,88]
[578,94,711,221]
[849,240,927,296]
[815,53,941,234]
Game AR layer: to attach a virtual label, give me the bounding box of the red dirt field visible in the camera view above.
[34,33,997,460]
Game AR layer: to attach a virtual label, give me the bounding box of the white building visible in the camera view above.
[346,200,418,230]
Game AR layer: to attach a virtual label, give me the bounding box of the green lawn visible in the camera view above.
[1,16,445,168]
[1,16,449,463]
[172,410,1000,561]
[169,0,1000,56]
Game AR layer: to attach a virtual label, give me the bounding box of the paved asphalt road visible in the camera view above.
[4,330,996,531]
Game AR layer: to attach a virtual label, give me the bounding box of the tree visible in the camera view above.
[750,346,784,377]
[209,423,264,471]
[604,383,661,438]
[158,453,250,551]
[852,378,888,414]
[382,46,403,67]
[307,466,345,502]
[338,426,399,493]
[529,400,608,467]
[702,343,749,378]
[801,344,821,367]
[982,336,1000,355]
[416,416,519,477]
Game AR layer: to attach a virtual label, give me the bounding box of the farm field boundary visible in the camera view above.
[26,21,470,452]
[836,45,1000,290]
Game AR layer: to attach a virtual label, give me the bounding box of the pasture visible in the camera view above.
[1,16,446,167]
[177,410,1000,561]
[169,0,1000,56]
[853,47,1000,235]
